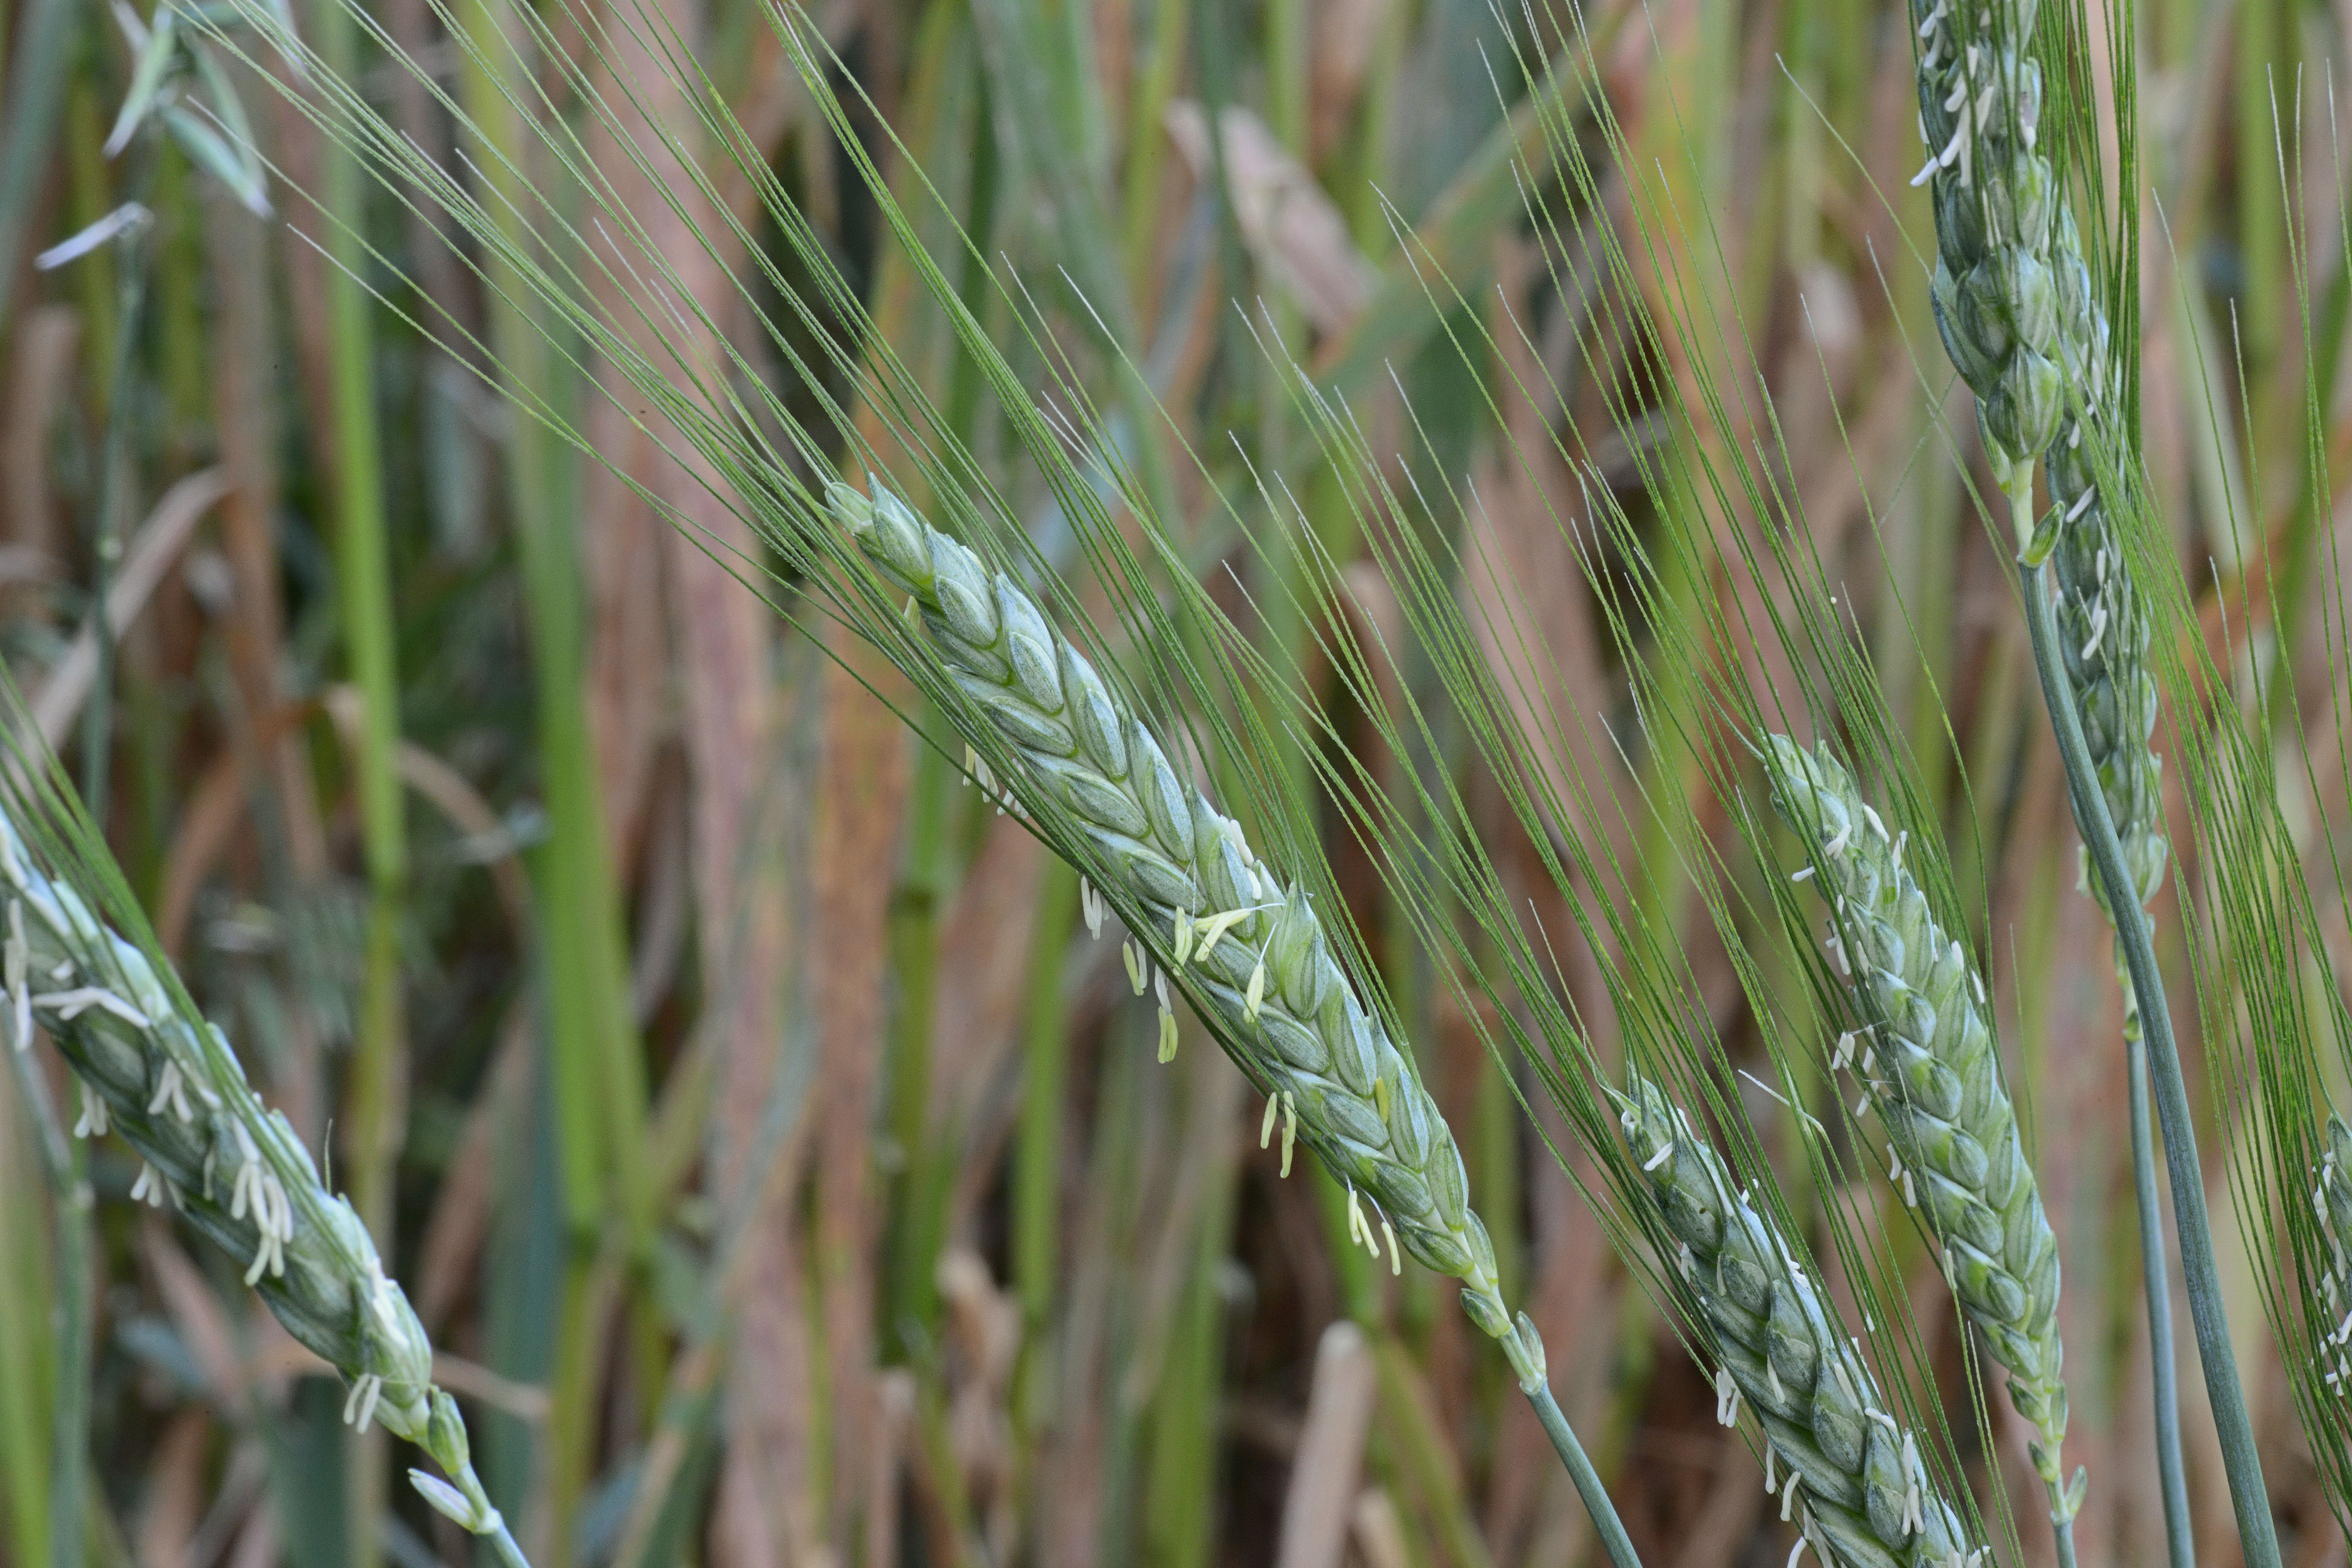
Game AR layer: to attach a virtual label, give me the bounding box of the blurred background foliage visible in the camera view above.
[0,0,2345,1560]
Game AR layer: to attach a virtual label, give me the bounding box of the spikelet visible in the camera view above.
[0,810,514,1549]
[1763,738,2077,1516]
[1620,1075,1982,1568]
[830,479,1542,1376]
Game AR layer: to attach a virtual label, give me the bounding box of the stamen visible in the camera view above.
[1261,1094,1280,1150]
[73,1081,108,1138]
[1281,1092,1297,1178]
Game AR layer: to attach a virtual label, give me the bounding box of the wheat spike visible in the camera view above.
[1909,0,2168,1039]
[1762,737,2075,1510]
[829,478,1536,1369]
[1620,1074,1980,1568]
[0,810,515,1551]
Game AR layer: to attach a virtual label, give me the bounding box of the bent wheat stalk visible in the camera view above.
[1761,738,2079,1552]
[0,801,527,1567]
[1618,1073,1981,1568]
[827,478,1641,1568]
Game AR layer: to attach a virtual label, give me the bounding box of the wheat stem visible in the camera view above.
[1525,1373,1642,1568]
[2127,1028,2194,1566]
[2018,548,2281,1568]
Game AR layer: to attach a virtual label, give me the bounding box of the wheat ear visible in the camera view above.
[2319,1118,2352,1395]
[1619,1073,1980,1568]
[1908,0,2166,1031]
[1761,738,2078,1522]
[828,480,1528,1350]
[0,810,525,1564]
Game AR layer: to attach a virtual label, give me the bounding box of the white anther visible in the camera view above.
[147,1061,193,1123]
[1867,1406,1901,1433]
[1346,1182,1366,1247]
[35,986,149,1028]
[1861,804,1889,843]
[74,1081,109,1138]
[344,1373,383,1433]
[1790,864,1815,882]
[1766,1445,1776,1492]
[1245,959,1268,1022]
[1833,1032,1856,1071]
[1900,1433,1924,1535]
[1280,1092,1297,1177]
[1715,1366,1742,1426]
[2068,487,2098,525]
[1123,941,1145,996]
[1779,1467,1803,1522]
[1825,932,1850,977]
[1081,879,1103,940]
[1643,1140,1675,1172]
[131,1160,171,1207]
[1767,1359,1785,1402]
[1825,824,1850,856]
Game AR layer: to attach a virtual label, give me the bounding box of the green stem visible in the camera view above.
[5,1032,88,1568]
[1522,1379,1641,1568]
[2128,1030,2196,1568]
[2018,547,2280,1568]
[2053,1516,2077,1568]
[0,0,73,337]
[79,193,151,828]
[311,2,408,1561]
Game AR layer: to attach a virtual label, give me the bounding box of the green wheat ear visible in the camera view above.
[828,478,1542,1364]
[1618,1073,1982,1568]
[1760,737,2079,1523]
[0,807,527,1565]
[2319,1119,2352,1378]
[1908,0,2165,1031]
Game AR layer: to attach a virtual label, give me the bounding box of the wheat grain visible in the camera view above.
[1620,1073,1982,1568]
[0,809,517,1554]
[1763,737,2078,1517]
[830,478,1540,1373]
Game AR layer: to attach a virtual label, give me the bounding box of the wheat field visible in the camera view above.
[0,0,2347,1561]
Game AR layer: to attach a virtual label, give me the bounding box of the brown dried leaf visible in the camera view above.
[1165,101,1374,334]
